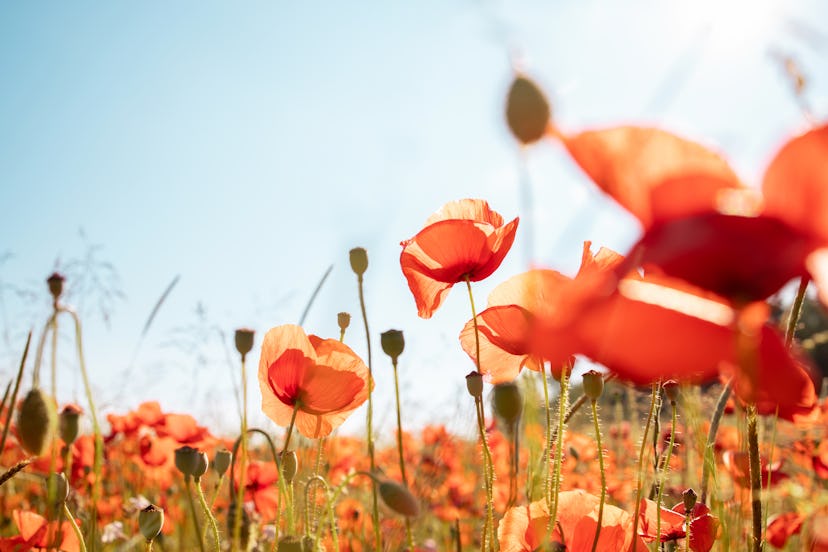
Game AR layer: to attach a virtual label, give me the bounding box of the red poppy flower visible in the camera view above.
[0,510,80,552]
[638,498,719,552]
[721,450,788,488]
[400,199,519,318]
[559,123,828,304]
[766,512,805,549]
[498,491,647,551]
[258,324,369,438]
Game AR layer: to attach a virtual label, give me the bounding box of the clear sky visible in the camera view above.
[1,0,826,439]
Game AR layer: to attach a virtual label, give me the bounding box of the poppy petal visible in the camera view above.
[561,126,741,228]
[460,306,541,383]
[763,124,828,242]
[425,198,504,226]
[299,364,364,415]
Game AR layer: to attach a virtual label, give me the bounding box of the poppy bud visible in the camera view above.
[506,74,552,145]
[663,380,679,404]
[47,272,65,302]
[174,446,200,478]
[138,504,164,542]
[380,329,405,362]
[235,328,255,358]
[337,312,351,331]
[582,370,604,402]
[682,488,698,511]
[379,480,420,517]
[45,472,69,506]
[277,536,304,552]
[213,449,232,475]
[280,450,298,483]
[17,388,56,456]
[492,382,522,426]
[465,371,483,398]
[59,404,82,445]
[349,247,369,276]
[192,450,209,480]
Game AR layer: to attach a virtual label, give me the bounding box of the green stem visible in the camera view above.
[656,400,678,547]
[195,478,221,551]
[590,400,606,552]
[63,502,88,552]
[392,359,414,550]
[541,365,552,513]
[785,276,810,347]
[548,364,570,543]
[185,477,207,552]
[355,272,380,552]
[234,353,249,552]
[747,407,763,552]
[631,384,659,552]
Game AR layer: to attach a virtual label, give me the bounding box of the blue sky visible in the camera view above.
[1,1,826,438]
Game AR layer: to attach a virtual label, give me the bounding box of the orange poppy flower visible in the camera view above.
[559,123,828,304]
[497,491,646,551]
[638,498,719,552]
[400,199,519,318]
[766,512,805,549]
[258,324,369,438]
[0,510,80,552]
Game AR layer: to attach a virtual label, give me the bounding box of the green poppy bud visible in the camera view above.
[17,388,56,456]
[492,382,522,426]
[138,504,164,542]
[59,404,82,445]
[582,370,604,402]
[381,329,405,362]
[174,446,200,478]
[235,328,255,358]
[506,74,552,145]
[213,449,232,475]
[349,248,368,276]
[280,450,298,483]
[45,472,69,506]
[192,450,209,480]
[379,480,419,517]
[465,371,483,398]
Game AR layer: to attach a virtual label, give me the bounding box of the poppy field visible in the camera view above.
[2,74,828,552]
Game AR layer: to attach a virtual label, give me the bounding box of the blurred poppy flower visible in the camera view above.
[721,449,788,488]
[400,199,519,318]
[766,512,805,549]
[638,498,719,552]
[559,123,828,305]
[497,490,646,551]
[0,510,80,552]
[258,324,369,438]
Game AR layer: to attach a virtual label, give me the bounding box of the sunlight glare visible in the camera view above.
[671,0,784,54]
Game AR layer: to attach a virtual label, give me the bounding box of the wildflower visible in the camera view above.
[638,498,719,552]
[400,199,519,318]
[258,324,369,438]
[0,510,80,552]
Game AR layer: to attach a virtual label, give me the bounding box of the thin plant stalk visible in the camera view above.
[700,382,732,503]
[0,331,31,456]
[785,276,810,346]
[185,476,207,552]
[747,406,763,552]
[589,399,607,552]
[656,400,678,546]
[233,353,250,551]
[354,269,381,551]
[276,402,300,539]
[195,478,221,551]
[63,503,88,552]
[549,364,571,531]
[631,384,660,552]
[392,356,414,549]
[540,365,553,513]
[465,276,495,551]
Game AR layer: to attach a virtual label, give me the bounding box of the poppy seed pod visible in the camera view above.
[45,472,69,506]
[465,371,483,398]
[174,446,200,478]
[379,480,420,517]
[59,404,82,445]
[280,450,298,483]
[663,380,679,404]
[506,75,552,145]
[235,328,255,358]
[213,449,232,475]
[17,388,56,456]
[192,450,209,480]
[349,247,369,276]
[582,370,604,402]
[682,488,698,511]
[337,312,351,331]
[46,272,65,302]
[138,504,164,542]
[380,329,405,362]
[492,382,522,426]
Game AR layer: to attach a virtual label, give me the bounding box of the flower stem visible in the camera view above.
[656,400,678,547]
[548,363,570,542]
[392,358,415,549]
[785,276,810,347]
[185,477,207,552]
[233,353,249,550]
[631,383,659,552]
[63,502,88,552]
[541,365,552,513]
[700,381,731,504]
[355,271,381,552]
[747,406,763,552]
[590,400,606,552]
[195,478,221,551]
